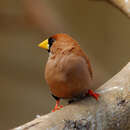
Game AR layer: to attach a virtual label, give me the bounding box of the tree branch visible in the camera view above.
[109,0,130,17]
[13,63,130,130]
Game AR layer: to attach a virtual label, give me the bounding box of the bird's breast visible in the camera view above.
[45,54,92,98]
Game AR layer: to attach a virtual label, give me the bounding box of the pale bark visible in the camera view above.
[13,63,130,130]
[109,0,130,17]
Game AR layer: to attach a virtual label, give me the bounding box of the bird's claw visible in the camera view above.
[52,105,63,112]
[88,89,100,100]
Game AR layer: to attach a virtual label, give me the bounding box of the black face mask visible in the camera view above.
[48,37,56,52]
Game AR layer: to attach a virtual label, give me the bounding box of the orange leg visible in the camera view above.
[87,89,100,100]
[52,99,63,112]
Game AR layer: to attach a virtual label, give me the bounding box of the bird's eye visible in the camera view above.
[48,37,55,47]
[48,37,55,52]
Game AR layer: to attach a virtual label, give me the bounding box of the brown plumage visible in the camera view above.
[38,33,99,112]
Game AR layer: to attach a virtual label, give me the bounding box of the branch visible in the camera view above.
[13,63,130,130]
[109,0,130,17]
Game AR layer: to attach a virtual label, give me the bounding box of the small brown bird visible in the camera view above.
[38,33,99,112]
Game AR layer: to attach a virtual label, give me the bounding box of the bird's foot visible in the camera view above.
[52,100,63,112]
[52,105,63,112]
[87,89,100,100]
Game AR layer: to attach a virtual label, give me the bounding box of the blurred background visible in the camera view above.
[0,0,130,129]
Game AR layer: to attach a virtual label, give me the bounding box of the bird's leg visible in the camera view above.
[87,89,100,100]
[52,99,63,112]
[51,94,63,112]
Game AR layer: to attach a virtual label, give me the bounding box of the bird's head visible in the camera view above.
[38,33,77,53]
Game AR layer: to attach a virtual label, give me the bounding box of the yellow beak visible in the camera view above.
[38,39,49,50]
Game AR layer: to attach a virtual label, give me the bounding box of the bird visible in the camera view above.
[38,33,99,112]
